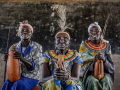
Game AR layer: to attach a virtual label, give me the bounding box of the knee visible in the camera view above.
[87,75,99,84]
[1,79,13,90]
[13,80,24,87]
[13,80,25,88]
[11,80,26,90]
[5,79,12,83]
[101,75,111,85]
[4,79,13,85]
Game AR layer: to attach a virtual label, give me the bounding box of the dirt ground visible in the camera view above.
[0,53,119,90]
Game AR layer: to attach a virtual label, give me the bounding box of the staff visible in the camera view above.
[94,13,110,80]
[4,26,11,82]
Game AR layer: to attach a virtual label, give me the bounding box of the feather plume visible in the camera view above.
[51,5,73,31]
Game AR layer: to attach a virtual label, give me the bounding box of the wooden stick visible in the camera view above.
[4,26,11,82]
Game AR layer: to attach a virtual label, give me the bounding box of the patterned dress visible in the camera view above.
[40,50,83,90]
[79,40,115,90]
[2,41,42,90]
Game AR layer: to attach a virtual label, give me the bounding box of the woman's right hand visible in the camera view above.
[94,52,105,62]
[53,68,69,81]
[4,53,8,62]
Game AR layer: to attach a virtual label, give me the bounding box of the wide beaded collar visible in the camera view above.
[46,50,77,61]
[85,40,106,50]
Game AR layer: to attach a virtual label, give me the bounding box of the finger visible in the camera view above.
[55,76,64,81]
[13,55,20,57]
[13,54,20,56]
[4,57,8,60]
[4,58,7,61]
[4,54,8,56]
[98,53,103,57]
[57,76,68,81]
[54,73,65,76]
[55,69,66,72]
[13,52,20,55]
[94,57,98,60]
[13,56,20,59]
[14,51,20,54]
[4,56,8,58]
[5,52,8,55]
[98,52,102,55]
[4,54,8,57]
[100,54,104,57]
[55,71,66,74]
[15,51,19,53]
[54,68,61,72]
[54,73,64,76]
[54,73,67,77]
[4,56,8,60]
[13,54,20,57]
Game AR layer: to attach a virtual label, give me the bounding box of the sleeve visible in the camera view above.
[104,44,115,74]
[73,51,83,64]
[27,61,35,71]
[104,44,115,84]
[28,45,42,71]
[40,51,50,64]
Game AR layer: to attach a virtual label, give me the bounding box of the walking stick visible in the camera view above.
[4,26,11,82]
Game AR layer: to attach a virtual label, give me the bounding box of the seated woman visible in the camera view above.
[40,31,83,90]
[79,22,115,90]
[2,21,42,90]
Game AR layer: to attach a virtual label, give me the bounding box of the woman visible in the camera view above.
[2,21,42,90]
[79,22,115,90]
[40,31,83,90]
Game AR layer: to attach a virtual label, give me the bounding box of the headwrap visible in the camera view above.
[55,31,70,40]
[88,22,102,33]
[19,22,33,33]
[87,22,109,43]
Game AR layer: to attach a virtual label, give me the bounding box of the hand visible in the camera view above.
[53,68,70,81]
[4,53,9,62]
[94,52,106,62]
[13,51,24,61]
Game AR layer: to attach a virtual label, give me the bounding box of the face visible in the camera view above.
[19,26,32,41]
[89,26,101,41]
[55,33,70,50]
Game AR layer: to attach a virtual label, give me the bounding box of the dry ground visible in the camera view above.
[0,53,119,90]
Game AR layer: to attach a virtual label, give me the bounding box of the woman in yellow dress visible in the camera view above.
[40,31,83,90]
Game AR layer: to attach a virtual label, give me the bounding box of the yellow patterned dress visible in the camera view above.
[40,50,83,90]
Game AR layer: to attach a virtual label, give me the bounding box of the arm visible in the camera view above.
[41,52,53,83]
[14,45,42,70]
[42,63,52,83]
[71,63,80,80]
[104,45,115,74]
[104,55,115,73]
[104,44,115,84]
[13,51,33,69]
